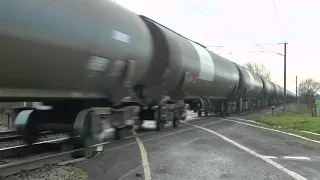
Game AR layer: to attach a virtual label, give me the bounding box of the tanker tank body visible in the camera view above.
[274,84,283,104]
[259,77,275,107]
[0,0,156,145]
[233,64,264,112]
[269,82,278,105]
[190,51,240,117]
[279,86,284,104]
[136,16,239,122]
[269,80,276,105]
[272,84,280,105]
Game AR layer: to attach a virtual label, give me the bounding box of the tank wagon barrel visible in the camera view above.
[0,1,294,146]
[0,1,155,102]
[0,0,160,145]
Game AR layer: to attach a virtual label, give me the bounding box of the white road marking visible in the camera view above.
[231,117,263,125]
[283,156,311,160]
[119,137,203,180]
[225,119,320,144]
[132,130,151,180]
[104,120,225,153]
[261,155,319,161]
[300,131,320,136]
[262,156,278,159]
[183,122,307,180]
[232,117,320,137]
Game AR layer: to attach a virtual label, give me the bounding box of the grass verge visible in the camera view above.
[66,167,88,180]
[255,105,320,142]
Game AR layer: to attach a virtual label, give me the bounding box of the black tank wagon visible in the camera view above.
[0,0,297,146]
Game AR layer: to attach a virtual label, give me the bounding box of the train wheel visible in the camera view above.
[115,127,126,140]
[180,108,187,121]
[204,111,208,117]
[197,111,202,117]
[173,116,180,128]
[156,120,165,131]
[14,110,40,145]
[134,119,144,129]
[154,107,165,131]
[73,109,101,147]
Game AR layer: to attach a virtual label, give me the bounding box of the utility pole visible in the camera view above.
[252,42,288,109]
[296,75,298,102]
[284,42,287,110]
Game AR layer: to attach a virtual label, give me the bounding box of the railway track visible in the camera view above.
[0,130,16,136]
[0,131,57,143]
[0,131,130,178]
[0,137,69,160]
[0,137,83,177]
[0,106,285,178]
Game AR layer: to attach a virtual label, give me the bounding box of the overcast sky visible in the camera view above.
[115,0,319,93]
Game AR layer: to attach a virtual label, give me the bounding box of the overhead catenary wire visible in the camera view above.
[181,0,229,47]
[270,0,280,21]
[254,44,284,56]
[181,0,209,16]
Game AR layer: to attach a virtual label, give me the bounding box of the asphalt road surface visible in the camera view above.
[75,110,320,180]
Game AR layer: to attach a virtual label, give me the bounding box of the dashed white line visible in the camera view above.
[183,121,307,180]
[283,156,311,160]
[225,119,320,144]
[231,117,263,125]
[262,156,278,159]
[262,156,313,161]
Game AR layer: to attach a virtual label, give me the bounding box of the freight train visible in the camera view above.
[0,0,296,146]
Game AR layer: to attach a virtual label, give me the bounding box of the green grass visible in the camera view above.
[316,100,320,109]
[66,167,88,180]
[256,106,320,134]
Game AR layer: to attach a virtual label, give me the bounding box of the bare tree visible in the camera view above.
[298,78,320,112]
[242,62,271,80]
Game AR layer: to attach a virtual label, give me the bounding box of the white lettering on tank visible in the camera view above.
[188,40,214,81]
[87,56,110,72]
[112,30,131,44]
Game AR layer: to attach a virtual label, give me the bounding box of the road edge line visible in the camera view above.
[184,122,307,180]
[226,118,320,144]
[132,130,151,180]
